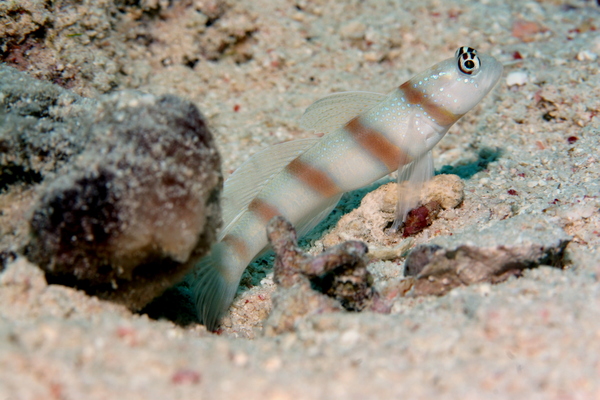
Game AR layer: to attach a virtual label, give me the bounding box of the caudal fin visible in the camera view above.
[190,252,239,331]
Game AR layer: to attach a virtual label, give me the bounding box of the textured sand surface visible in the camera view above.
[2,0,600,398]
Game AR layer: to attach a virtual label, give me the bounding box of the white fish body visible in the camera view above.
[192,47,503,330]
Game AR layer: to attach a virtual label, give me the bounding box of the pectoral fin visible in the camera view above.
[391,150,434,232]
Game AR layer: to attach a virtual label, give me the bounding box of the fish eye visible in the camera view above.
[455,46,477,58]
[457,51,481,75]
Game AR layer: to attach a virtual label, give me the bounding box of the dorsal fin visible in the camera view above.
[220,138,320,239]
[300,91,386,135]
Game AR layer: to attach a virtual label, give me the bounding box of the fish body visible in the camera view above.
[192,47,503,330]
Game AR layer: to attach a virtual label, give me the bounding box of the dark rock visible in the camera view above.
[0,251,17,273]
[402,201,442,237]
[404,214,571,297]
[264,216,386,335]
[0,66,91,180]
[0,66,222,310]
[268,215,373,311]
[404,244,443,276]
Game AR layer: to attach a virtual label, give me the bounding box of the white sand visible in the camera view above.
[2,0,600,398]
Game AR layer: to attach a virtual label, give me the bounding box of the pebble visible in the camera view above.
[576,50,597,62]
[506,70,528,87]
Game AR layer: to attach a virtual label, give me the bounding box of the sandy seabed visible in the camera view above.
[1,0,600,398]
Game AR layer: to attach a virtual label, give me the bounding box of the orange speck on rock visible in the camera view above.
[116,326,138,346]
[448,9,461,19]
[512,19,547,42]
[116,326,135,338]
[50,382,63,399]
[171,369,201,385]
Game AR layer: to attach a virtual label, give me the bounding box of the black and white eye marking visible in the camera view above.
[455,46,477,58]
[457,51,481,75]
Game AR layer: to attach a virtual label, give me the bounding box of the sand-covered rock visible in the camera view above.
[3,0,600,398]
[320,175,464,252]
[264,217,374,335]
[404,214,571,296]
[1,66,222,310]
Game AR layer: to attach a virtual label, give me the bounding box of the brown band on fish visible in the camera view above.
[345,117,412,172]
[286,158,341,198]
[399,81,463,127]
[248,197,282,223]
[222,233,250,260]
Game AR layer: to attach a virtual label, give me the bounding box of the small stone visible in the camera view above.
[421,174,464,210]
[171,369,201,385]
[268,216,373,311]
[263,216,386,335]
[339,20,366,40]
[511,19,546,42]
[404,245,443,277]
[576,50,597,61]
[321,174,464,249]
[506,70,529,87]
[263,357,283,372]
[231,351,249,367]
[404,214,572,297]
[402,201,442,238]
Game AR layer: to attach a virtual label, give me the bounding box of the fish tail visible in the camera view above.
[190,246,239,331]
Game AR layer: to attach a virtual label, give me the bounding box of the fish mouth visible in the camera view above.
[479,54,504,89]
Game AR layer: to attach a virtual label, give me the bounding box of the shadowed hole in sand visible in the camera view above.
[0,164,43,192]
[438,147,502,179]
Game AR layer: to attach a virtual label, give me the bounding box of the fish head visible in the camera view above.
[415,47,503,117]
